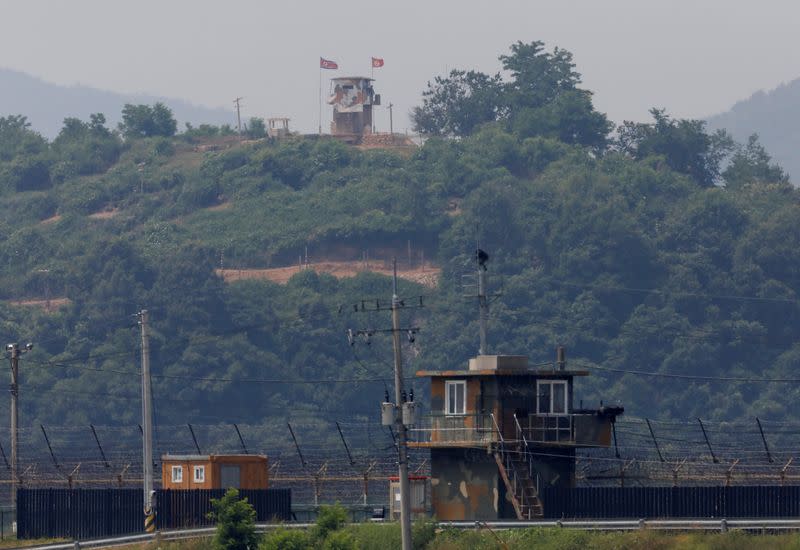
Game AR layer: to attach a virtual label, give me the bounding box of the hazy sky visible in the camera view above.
[2,0,798,134]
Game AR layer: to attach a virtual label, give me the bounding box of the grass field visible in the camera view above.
[125,526,800,550]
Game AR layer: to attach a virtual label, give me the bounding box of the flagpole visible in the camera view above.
[371,60,375,133]
[319,63,322,135]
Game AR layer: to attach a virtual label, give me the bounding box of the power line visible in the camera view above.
[543,277,800,306]
[576,362,800,383]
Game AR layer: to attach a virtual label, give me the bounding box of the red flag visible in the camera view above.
[371,57,384,68]
[320,57,338,70]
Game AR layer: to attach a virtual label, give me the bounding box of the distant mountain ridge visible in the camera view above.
[706,78,800,183]
[0,68,234,138]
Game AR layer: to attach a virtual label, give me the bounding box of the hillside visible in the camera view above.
[1,41,799,440]
[707,78,800,183]
[0,68,233,138]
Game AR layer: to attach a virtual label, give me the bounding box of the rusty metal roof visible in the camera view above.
[415,369,589,378]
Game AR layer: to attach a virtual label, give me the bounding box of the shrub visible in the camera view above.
[153,137,176,157]
[322,530,357,550]
[312,504,349,542]
[207,488,259,550]
[412,519,437,549]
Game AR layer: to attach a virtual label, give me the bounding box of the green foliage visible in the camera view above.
[510,89,610,149]
[616,108,734,186]
[183,123,225,139]
[312,504,349,542]
[1,39,800,436]
[322,530,357,550]
[119,102,177,138]
[0,115,52,191]
[158,528,800,550]
[350,523,400,550]
[335,519,436,550]
[0,115,48,161]
[260,528,310,550]
[208,489,259,550]
[500,40,581,108]
[413,70,504,136]
[412,518,438,549]
[723,134,788,188]
[247,117,267,139]
[51,113,123,176]
[413,40,610,148]
[2,155,51,191]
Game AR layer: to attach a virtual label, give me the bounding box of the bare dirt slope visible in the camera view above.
[9,298,71,311]
[216,261,440,287]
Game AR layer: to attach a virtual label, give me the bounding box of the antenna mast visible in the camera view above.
[233,97,244,135]
[475,248,489,355]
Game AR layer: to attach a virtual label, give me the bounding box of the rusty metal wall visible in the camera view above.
[532,446,577,489]
[574,415,613,446]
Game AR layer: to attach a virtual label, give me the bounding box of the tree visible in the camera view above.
[0,115,47,161]
[247,117,267,139]
[510,89,611,149]
[412,69,504,136]
[0,115,51,190]
[412,41,610,147]
[499,40,581,111]
[616,109,734,186]
[208,488,259,550]
[311,504,348,542]
[622,109,733,185]
[51,113,122,176]
[119,102,177,138]
[2,156,51,191]
[723,134,788,188]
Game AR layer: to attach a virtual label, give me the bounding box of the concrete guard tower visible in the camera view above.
[328,76,380,142]
[408,251,623,520]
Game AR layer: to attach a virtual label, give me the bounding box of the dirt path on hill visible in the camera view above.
[216,261,440,287]
[9,298,71,311]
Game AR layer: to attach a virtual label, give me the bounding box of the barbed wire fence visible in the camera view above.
[2,416,800,508]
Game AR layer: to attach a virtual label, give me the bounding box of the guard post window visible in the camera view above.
[445,380,466,415]
[537,380,568,415]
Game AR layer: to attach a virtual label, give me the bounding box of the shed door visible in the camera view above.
[220,465,241,488]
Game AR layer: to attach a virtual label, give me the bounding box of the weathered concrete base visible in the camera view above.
[430,448,516,520]
[429,446,577,520]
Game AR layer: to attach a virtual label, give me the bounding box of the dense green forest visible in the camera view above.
[0,41,797,434]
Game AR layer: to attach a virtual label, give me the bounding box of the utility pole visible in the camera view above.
[390,261,413,550]
[6,342,32,509]
[388,103,394,135]
[349,260,421,550]
[233,97,244,135]
[137,310,155,532]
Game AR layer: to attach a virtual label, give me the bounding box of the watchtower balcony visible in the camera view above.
[408,409,622,449]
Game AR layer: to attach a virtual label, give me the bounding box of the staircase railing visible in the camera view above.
[490,413,539,518]
[514,413,541,495]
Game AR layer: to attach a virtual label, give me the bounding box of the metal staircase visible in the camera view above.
[491,414,544,519]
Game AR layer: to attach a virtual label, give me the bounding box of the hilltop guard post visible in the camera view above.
[328,76,380,142]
